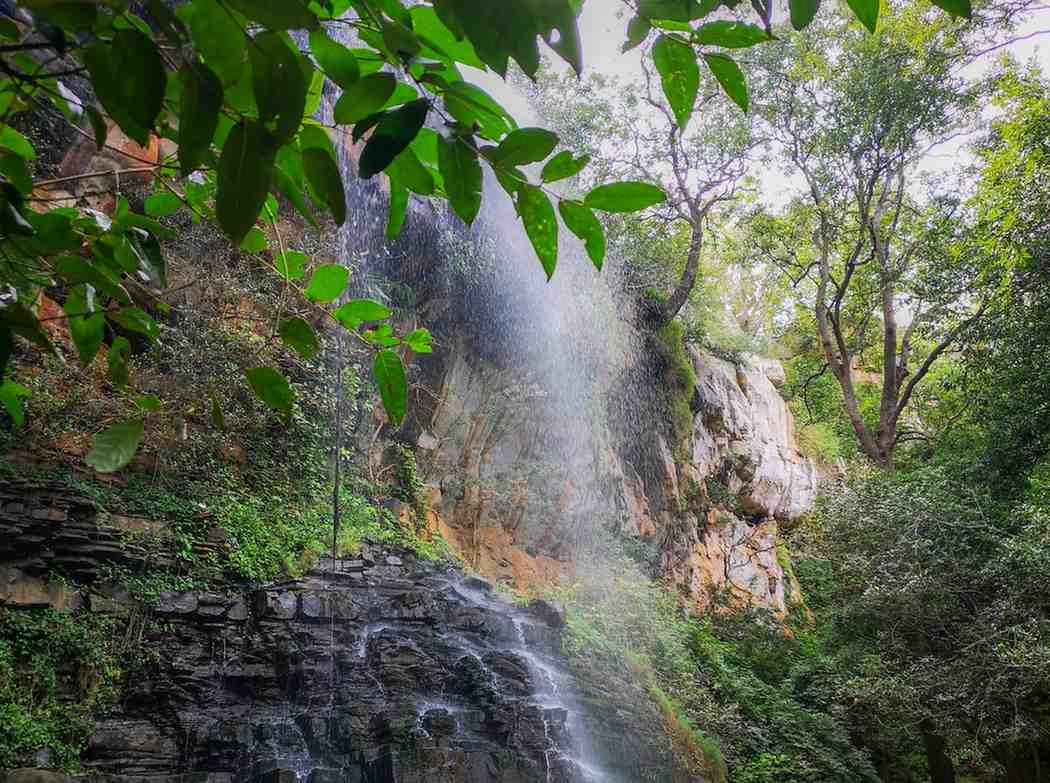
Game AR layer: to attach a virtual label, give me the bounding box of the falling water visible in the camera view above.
[257,21,637,783]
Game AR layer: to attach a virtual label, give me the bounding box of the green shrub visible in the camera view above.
[647,677,728,783]
[553,554,878,783]
[651,320,698,446]
[0,609,126,772]
[795,422,843,463]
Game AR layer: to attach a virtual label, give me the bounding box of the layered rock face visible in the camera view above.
[412,336,819,617]
[85,554,585,783]
[0,483,603,783]
[649,350,818,616]
[690,351,820,522]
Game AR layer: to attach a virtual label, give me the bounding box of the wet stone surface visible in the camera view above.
[74,550,604,783]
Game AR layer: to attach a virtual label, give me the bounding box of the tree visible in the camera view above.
[531,55,757,327]
[0,0,980,472]
[800,463,1050,781]
[747,10,990,467]
[962,67,1050,496]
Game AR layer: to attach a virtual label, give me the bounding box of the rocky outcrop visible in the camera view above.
[0,480,627,783]
[0,480,223,610]
[690,350,820,521]
[409,338,817,617]
[78,550,588,783]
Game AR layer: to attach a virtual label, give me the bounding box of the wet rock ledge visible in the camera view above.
[0,482,591,783]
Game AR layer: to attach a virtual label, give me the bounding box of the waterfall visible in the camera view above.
[212,21,625,776]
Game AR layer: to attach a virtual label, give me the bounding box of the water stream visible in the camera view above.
[286,23,633,781]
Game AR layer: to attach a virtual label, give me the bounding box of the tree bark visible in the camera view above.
[920,722,956,783]
[652,223,703,327]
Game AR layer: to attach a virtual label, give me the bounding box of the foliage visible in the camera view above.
[555,554,879,783]
[743,6,1000,466]
[0,609,125,772]
[792,460,1050,778]
[529,59,755,326]
[960,67,1050,495]
[646,674,728,783]
[393,442,427,530]
[652,319,697,446]
[0,0,977,467]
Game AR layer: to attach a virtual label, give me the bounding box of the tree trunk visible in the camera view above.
[920,722,956,783]
[997,741,1050,783]
[651,222,702,328]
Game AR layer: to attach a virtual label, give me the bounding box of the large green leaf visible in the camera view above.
[250,31,309,142]
[304,263,349,303]
[695,21,771,48]
[0,151,31,195]
[637,0,705,22]
[2,302,52,355]
[278,316,321,359]
[360,99,430,178]
[224,0,317,30]
[0,379,29,428]
[438,135,483,225]
[239,227,268,252]
[53,255,128,303]
[518,185,559,280]
[109,307,159,341]
[846,0,879,32]
[388,148,435,195]
[373,349,407,424]
[931,0,971,18]
[178,0,245,84]
[789,0,821,29]
[64,285,104,366]
[559,199,605,270]
[652,35,699,130]
[403,328,433,354]
[274,148,317,225]
[432,0,581,77]
[623,15,652,52]
[216,121,277,243]
[410,5,485,68]
[107,336,130,388]
[492,128,559,166]
[333,299,392,329]
[83,28,166,146]
[145,191,183,217]
[703,53,748,112]
[275,250,308,280]
[386,179,409,239]
[86,420,144,473]
[442,81,517,141]
[585,182,666,213]
[334,73,396,124]
[245,366,294,413]
[541,151,590,183]
[309,28,360,88]
[302,147,346,225]
[0,126,35,160]
[178,61,223,175]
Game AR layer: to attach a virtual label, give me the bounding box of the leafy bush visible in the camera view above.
[793,463,1050,776]
[0,609,125,772]
[651,319,698,446]
[554,555,878,783]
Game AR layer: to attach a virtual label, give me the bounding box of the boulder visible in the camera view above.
[526,599,565,628]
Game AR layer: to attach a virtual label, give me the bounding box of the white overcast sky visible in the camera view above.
[569,1,1050,205]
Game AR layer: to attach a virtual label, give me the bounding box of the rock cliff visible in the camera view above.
[406,329,819,616]
[0,481,620,783]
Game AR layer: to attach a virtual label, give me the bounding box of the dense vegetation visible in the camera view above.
[525,4,1050,782]
[0,0,1047,782]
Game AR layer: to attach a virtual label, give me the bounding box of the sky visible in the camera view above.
[566,0,1050,205]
